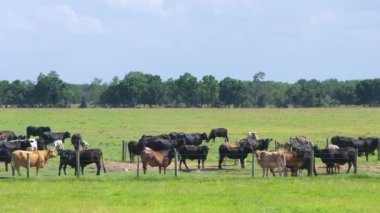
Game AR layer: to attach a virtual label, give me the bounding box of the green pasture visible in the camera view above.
[0,107,380,212]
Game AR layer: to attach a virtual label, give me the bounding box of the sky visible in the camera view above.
[1,0,379,84]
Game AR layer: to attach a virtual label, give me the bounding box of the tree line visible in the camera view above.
[0,71,379,108]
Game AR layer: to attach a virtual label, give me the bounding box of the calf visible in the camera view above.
[127,141,139,163]
[141,147,175,174]
[178,145,209,170]
[58,149,106,176]
[256,150,287,177]
[11,149,56,176]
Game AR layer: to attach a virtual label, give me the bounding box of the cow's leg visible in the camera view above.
[81,166,84,175]
[16,167,21,176]
[159,166,162,174]
[36,167,39,176]
[218,156,224,169]
[347,162,352,173]
[184,159,189,170]
[225,136,229,142]
[5,162,8,172]
[270,168,275,177]
[366,152,369,162]
[202,159,205,169]
[143,162,147,174]
[262,168,265,177]
[197,159,200,169]
[58,163,63,176]
[240,158,245,169]
[96,162,101,175]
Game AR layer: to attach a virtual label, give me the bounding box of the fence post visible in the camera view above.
[122,140,125,161]
[27,153,30,178]
[326,138,329,149]
[137,155,140,178]
[378,141,380,161]
[251,151,255,177]
[76,149,80,178]
[310,150,314,176]
[354,148,358,174]
[174,149,178,177]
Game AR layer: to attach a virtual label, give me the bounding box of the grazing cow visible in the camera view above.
[314,146,357,174]
[290,136,314,151]
[141,147,175,174]
[178,145,209,170]
[218,142,253,169]
[247,132,259,140]
[26,126,51,138]
[208,128,229,142]
[40,131,71,148]
[0,131,18,141]
[0,139,32,171]
[331,136,376,161]
[256,150,287,177]
[11,149,56,176]
[169,132,208,146]
[127,141,139,163]
[138,135,178,152]
[58,149,106,176]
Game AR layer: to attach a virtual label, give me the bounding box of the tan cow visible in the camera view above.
[141,147,175,174]
[256,150,287,177]
[11,149,57,176]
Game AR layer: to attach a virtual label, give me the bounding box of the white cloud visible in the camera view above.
[103,0,167,17]
[36,4,104,35]
[0,11,34,32]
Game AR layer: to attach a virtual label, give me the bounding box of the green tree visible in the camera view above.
[175,73,200,107]
[219,77,251,107]
[33,71,70,106]
[199,75,219,107]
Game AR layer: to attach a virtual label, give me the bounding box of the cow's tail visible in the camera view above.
[101,152,106,173]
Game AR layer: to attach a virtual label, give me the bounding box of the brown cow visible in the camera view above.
[256,150,287,177]
[141,147,175,174]
[11,149,57,176]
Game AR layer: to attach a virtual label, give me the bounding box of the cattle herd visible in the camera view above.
[0,126,104,176]
[1,126,380,178]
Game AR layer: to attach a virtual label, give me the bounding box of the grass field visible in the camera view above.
[1,107,380,212]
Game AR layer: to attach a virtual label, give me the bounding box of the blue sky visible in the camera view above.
[1,0,379,84]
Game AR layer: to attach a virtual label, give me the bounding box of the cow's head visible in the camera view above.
[71,134,82,151]
[201,133,208,141]
[63,132,71,139]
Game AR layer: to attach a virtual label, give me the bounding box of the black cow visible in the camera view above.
[26,126,51,138]
[208,128,229,142]
[331,136,375,161]
[58,149,106,176]
[40,131,71,148]
[0,139,32,171]
[138,135,178,152]
[0,131,18,141]
[314,146,357,174]
[218,142,253,169]
[169,132,208,146]
[178,145,209,170]
[127,141,139,163]
[241,138,273,151]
